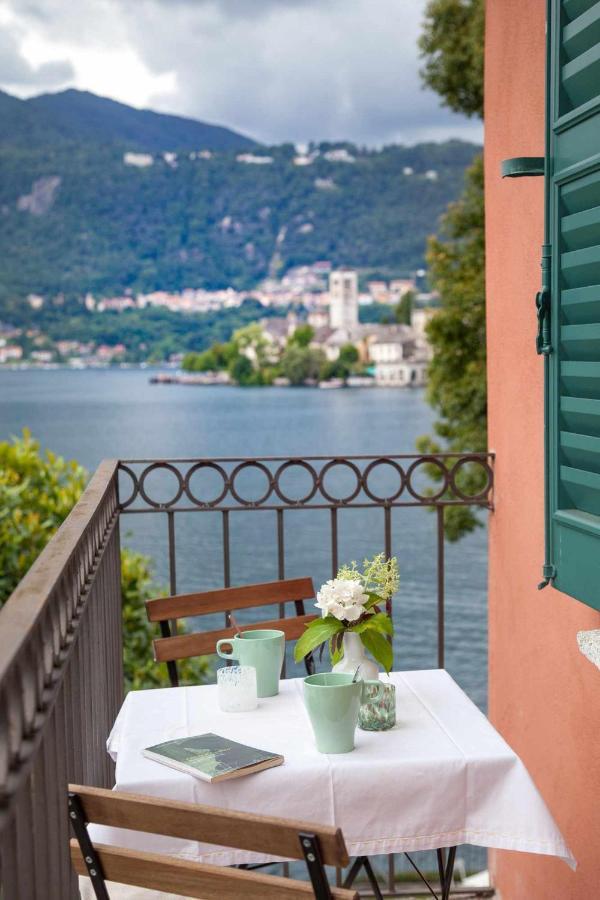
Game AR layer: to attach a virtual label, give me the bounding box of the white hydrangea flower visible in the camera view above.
[315,578,368,622]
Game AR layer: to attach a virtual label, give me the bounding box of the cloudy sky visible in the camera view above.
[0,0,482,147]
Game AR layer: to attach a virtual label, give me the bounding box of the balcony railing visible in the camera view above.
[0,452,493,899]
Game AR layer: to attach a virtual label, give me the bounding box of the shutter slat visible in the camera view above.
[560,245,600,287]
[561,396,600,415]
[561,204,600,250]
[562,42,600,109]
[563,2,600,60]
[561,169,600,215]
[561,360,600,377]
[561,464,600,488]
[561,430,600,453]
[561,322,600,340]
[560,466,600,516]
[563,0,597,23]
[561,285,600,326]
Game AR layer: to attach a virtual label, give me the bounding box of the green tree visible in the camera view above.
[0,429,86,603]
[232,322,270,368]
[321,342,361,381]
[280,345,326,385]
[395,290,415,325]
[228,353,255,385]
[0,431,209,689]
[339,343,359,367]
[288,324,315,348]
[419,0,484,119]
[214,342,238,367]
[417,0,486,540]
[182,348,218,372]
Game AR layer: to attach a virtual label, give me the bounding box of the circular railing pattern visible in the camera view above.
[118,454,494,511]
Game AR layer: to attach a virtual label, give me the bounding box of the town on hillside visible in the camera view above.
[0,265,437,387]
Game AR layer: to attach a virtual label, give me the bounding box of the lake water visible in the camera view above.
[0,368,488,710]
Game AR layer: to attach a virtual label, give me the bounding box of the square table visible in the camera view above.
[94,670,575,875]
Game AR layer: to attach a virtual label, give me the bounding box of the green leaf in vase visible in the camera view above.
[294,616,344,662]
[360,628,393,674]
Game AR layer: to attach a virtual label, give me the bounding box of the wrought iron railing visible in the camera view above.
[118,453,494,669]
[0,452,493,899]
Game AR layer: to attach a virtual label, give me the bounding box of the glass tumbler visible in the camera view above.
[217,665,258,712]
[358,681,396,731]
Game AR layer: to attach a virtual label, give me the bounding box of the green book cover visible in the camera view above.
[142,732,284,783]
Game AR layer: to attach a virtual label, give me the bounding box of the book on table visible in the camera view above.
[142,732,283,783]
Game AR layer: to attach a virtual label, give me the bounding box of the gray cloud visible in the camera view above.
[0,28,73,89]
[2,0,482,147]
[148,0,337,14]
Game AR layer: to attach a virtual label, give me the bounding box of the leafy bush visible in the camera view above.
[0,429,87,604]
[280,345,326,385]
[228,353,256,385]
[0,431,209,690]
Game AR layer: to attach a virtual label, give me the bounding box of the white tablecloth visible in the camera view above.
[95,670,575,868]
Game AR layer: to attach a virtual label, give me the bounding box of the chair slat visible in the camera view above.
[146,577,315,622]
[69,785,349,867]
[153,613,317,661]
[71,843,359,900]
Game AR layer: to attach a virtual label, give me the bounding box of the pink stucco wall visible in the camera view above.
[485,1,600,897]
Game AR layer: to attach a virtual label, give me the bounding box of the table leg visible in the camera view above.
[439,846,457,900]
[342,857,384,900]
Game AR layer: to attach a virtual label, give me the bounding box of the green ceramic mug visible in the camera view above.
[216,629,285,698]
[303,673,384,753]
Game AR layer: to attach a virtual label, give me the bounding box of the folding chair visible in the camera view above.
[145,577,317,686]
[69,784,359,899]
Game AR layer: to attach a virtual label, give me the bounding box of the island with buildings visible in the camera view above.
[151,268,435,389]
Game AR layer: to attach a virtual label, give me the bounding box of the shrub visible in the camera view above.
[0,429,87,604]
[0,431,209,689]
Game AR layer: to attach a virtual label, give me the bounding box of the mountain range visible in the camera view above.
[0,89,256,152]
[0,89,480,319]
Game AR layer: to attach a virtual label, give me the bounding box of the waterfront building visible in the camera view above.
[367,280,389,303]
[0,344,23,363]
[328,269,359,331]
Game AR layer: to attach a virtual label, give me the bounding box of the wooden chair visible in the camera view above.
[69,784,359,900]
[145,577,318,687]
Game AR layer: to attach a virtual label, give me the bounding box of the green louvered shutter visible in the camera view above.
[545,0,600,607]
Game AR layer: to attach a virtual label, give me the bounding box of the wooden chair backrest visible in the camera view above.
[69,784,357,900]
[146,577,317,663]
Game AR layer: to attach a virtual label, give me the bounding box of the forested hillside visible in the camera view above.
[0,89,480,319]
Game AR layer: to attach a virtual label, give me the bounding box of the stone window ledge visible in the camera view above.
[577,630,600,670]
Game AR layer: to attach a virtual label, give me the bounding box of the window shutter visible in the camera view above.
[545,0,600,607]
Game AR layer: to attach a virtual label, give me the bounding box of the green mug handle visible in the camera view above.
[360,679,384,703]
[216,638,238,660]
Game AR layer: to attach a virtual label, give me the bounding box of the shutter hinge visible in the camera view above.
[536,289,552,354]
[538,564,556,590]
[536,243,552,355]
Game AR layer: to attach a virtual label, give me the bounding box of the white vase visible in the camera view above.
[331,631,379,680]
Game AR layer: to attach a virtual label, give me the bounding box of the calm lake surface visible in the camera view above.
[0,369,488,711]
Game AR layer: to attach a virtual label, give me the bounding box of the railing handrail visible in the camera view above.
[0,458,119,686]
[120,452,495,463]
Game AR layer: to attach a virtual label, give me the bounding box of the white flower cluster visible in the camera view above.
[315,577,368,623]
